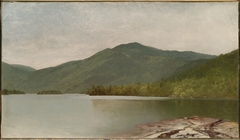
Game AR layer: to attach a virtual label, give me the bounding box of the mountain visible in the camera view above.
[171,49,238,80]
[2,42,216,93]
[11,64,36,72]
[2,62,36,89]
[166,49,238,98]
[86,49,238,98]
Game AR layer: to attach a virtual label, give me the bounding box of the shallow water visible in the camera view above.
[2,94,238,138]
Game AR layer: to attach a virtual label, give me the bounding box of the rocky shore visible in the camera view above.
[112,116,239,138]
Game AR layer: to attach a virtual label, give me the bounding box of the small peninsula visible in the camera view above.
[37,90,63,95]
[2,89,25,95]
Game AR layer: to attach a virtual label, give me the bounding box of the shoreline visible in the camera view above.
[2,94,238,100]
[109,116,239,138]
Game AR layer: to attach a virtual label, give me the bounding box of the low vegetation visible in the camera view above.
[86,81,169,97]
[37,90,63,95]
[2,89,25,95]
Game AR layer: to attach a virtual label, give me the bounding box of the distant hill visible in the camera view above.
[86,49,238,98]
[2,62,36,90]
[11,64,36,72]
[2,42,216,93]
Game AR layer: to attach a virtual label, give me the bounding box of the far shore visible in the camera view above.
[1,93,238,100]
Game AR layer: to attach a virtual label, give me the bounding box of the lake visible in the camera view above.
[2,94,238,138]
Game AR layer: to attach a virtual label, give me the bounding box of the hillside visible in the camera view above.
[168,49,238,98]
[2,42,216,93]
[2,62,36,90]
[87,49,238,98]
[11,64,36,72]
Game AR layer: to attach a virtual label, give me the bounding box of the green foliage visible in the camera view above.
[86,80,172,97]
[2,89,25,95]
[37,90,63,95]
[86,49,238,99]
[2,42,215,93]
[168,49,238,98]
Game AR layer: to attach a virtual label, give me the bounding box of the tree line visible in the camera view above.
[86,50,238,99]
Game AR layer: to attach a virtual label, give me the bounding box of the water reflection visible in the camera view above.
[2,95,238,138]
[91,98,238,125]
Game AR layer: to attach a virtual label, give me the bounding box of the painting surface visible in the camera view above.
[1,2,238,138]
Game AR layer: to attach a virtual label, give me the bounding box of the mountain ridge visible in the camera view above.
[2,42,216,93]
[86,49,238,98]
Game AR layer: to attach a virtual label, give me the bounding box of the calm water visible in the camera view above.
[2,94,238,138]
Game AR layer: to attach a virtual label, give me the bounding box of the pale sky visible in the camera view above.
[2,2,238,69]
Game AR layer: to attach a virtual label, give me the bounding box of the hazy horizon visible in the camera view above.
[2,42,236,70]
[2,2,238,69]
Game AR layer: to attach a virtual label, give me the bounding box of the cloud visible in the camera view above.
[2,2,238,69]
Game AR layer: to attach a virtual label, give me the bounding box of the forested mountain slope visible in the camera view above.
[87,49,238,98]
[2,42,216,93]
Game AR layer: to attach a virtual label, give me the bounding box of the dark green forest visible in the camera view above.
[86,49,238,98]
[2,43,238,98]
[2,42,215,93]
[2,89,25,95]
[37,90,63,95]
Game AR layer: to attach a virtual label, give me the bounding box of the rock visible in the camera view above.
[170,128,210,138]
[137,116,239,138]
